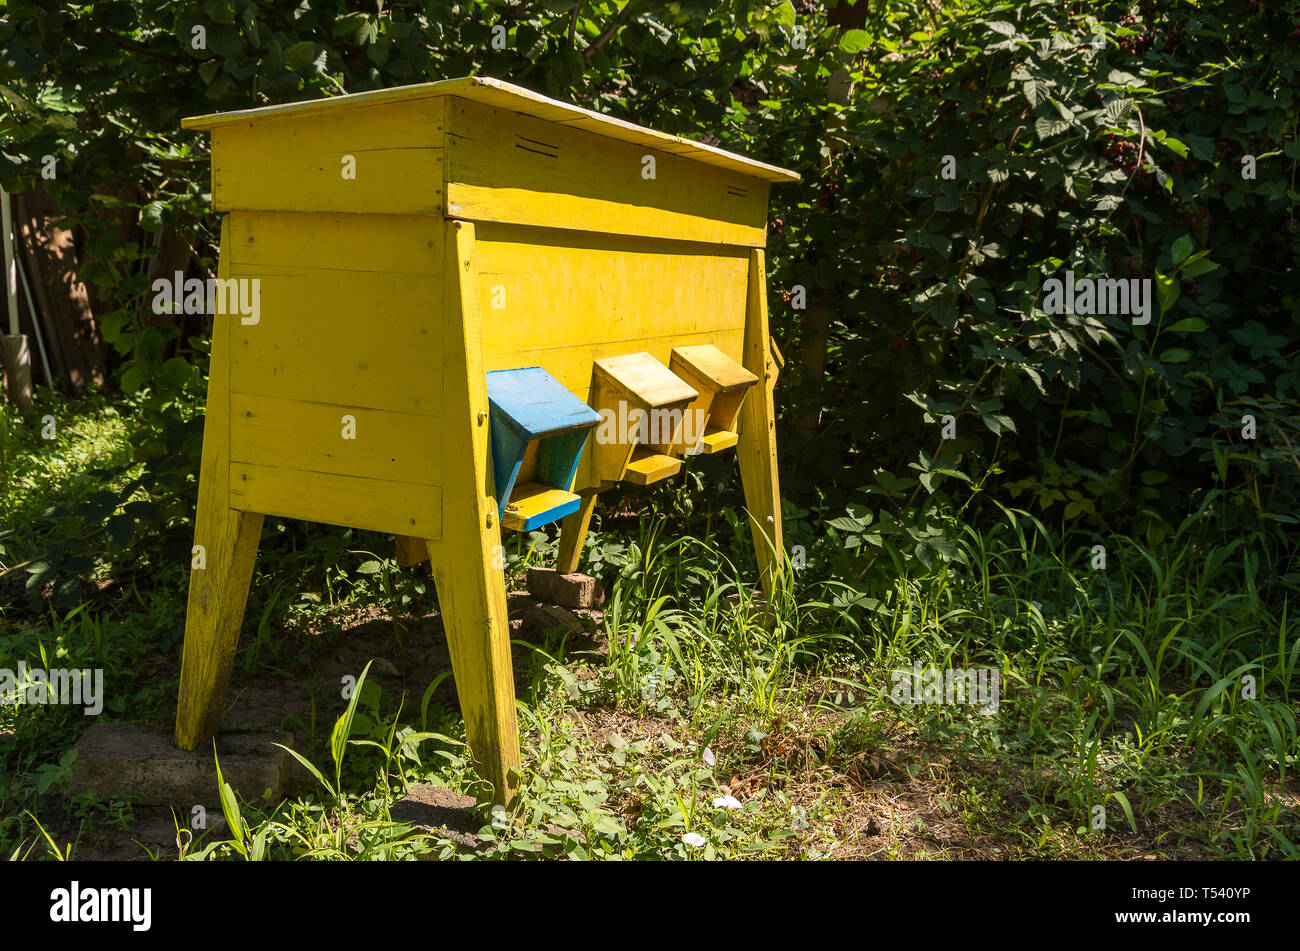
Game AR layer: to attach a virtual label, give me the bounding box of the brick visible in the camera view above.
[526,567,605,608]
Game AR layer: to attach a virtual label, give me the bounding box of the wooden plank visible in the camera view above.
[473,227,748,408]
[229,393,442,486]
[226,212,444,413]
[229,462,442,539]
[426,219,521,806]
[445,97,769,245]
[736,249,786,599]
[229,213,442,274]
[446,182,764,246]
[210,99,445,214]
[501,482,582,532]
[396,534,427,567]
[697,429,739,453]
[671,343,758,392]
[594,352,697,408]
[624,449,682,485]
[227,266,443,413]
[215,142,443,215]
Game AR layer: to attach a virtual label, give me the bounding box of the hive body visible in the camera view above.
[176,77,796,803]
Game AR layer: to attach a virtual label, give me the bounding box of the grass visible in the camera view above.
[1,397,1296,860]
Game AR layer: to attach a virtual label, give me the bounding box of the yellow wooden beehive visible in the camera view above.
[175,76,798,804]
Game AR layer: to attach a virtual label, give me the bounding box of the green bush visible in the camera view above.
[766,0,1300,552]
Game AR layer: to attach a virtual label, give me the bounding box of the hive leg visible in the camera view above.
[395,534,427,567]
[175,506,264,750]
[426,530,521,806]
[737,248,786,599]
[430,218,521,805]
[556,490,599,574]
[175,213,267,751]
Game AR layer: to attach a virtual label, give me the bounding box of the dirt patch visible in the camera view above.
[389,784,482,851]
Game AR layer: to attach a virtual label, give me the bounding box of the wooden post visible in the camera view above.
[736,249,786,599]
[395,534,427,567]
[556,490,599,574]
[176,216,265,749]
[1,187,34,419]
[429,219,521,806]
[1,334,34,419]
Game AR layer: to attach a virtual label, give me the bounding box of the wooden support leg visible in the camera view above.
[737,249,786,599]
[427,536,520,806]
[432,218,520,806]
[175,213,268,751]
[556,491,598,574]
[395,534,427,567]
[175,507,263,749]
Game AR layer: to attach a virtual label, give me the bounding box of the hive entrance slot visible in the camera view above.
[668,344,758,457]
[486,367,600,532]
[590,352,698,486]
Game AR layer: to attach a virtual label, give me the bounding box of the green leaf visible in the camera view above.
[120,365,147,394]
[1155,270,1180,314]
[1159,348,1191,363]
[1180,257,1219,279]
[272,743,336,799]
[1170,234,1193,266]
[1034,116,1068,139]
[1160,136,1188,158]
[983,413,1016,435]
[139,201,166,232]
[838,30,871,53]
[1166,317,1207,333]
[330,660,374,796]
[283,40,318,71]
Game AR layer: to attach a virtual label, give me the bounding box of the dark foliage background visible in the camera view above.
[2,0,1297,601]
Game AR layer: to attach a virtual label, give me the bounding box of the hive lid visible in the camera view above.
[487,367,600,439]
[182,75,799,185]
[594,353,698,408]
[671,344,758,392]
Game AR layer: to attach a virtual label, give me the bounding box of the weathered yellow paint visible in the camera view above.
[183,76,799,184]
[590,352,696,483]
[501,483,579,533]
[229,393,442,486]
[737,249,787,598]
[210,99,445,214]
[426,220,521,805]
[445,98,769,246]
[176,78,795,802]
[669,343,757,455]
[229,463,442,539]
[175,216,265,751]
[556,491,599,574]
[227,213,445,414]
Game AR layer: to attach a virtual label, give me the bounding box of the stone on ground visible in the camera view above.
[526,567,605,609]
[68,722,293,808]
